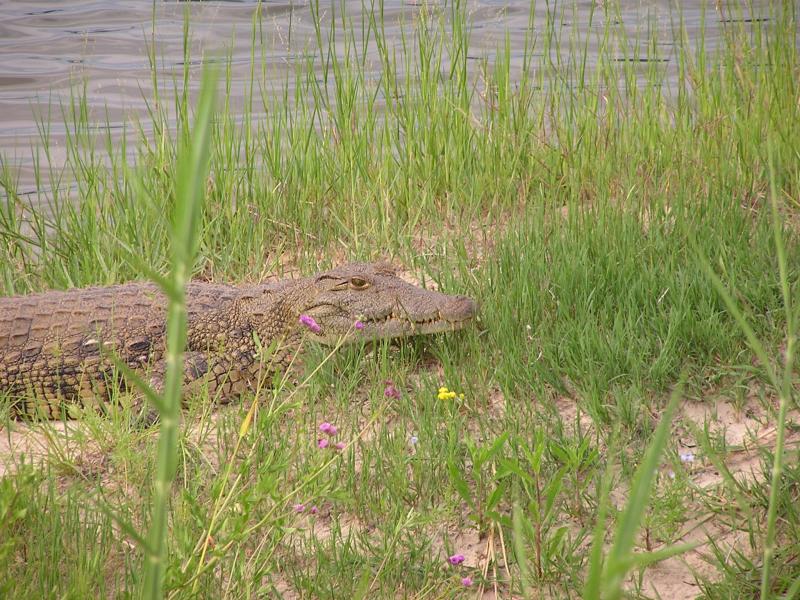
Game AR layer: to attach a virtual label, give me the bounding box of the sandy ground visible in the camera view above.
[2,390,798,599]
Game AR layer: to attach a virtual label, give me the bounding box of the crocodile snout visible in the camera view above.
[440,295,478,323]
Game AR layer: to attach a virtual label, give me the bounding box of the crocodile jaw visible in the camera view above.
[305,295,478,345]
[311,315,475,345]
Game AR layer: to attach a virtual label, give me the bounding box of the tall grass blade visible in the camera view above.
[583,431,618,598]
[599,382,690,599]
[140,64,217,600]
[759,136,796,600]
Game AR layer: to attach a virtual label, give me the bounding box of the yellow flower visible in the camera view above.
[437,386,459,401]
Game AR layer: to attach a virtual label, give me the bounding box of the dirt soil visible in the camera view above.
[2,391,798,599]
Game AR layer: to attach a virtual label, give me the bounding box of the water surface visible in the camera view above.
[0,0,773,201]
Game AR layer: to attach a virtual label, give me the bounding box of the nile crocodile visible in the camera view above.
[0,263,477,419]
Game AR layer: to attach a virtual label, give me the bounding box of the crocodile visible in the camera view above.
[0,263,477,420]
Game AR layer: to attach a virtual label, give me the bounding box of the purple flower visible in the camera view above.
[409,435,419,446]
[299,314,322,334]
[384,382,401,399]
[679,451,695,463]
[448,554,465,565]
[334,441,346,451]
[319,422,337,435]
[354,320,365,330]
[309,505,318,515]
[292,503,305,513]
[317,438,329,449]
[461,576,473,587]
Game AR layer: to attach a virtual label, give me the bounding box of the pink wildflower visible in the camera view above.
[461,577,473,587]
[317,438,330,449]
[299,314,321,334]
[309,505,318,515]
[448,554,465,565]
[292,503,305,513]
[334,441,346,451]
[354,320,365,330]
[384,381,401,399]
[319,422,337,435]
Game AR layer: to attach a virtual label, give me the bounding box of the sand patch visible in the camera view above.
[640,393,800,599]
[0,420,95,478]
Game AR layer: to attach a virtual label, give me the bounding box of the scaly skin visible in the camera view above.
[0,263,477,419]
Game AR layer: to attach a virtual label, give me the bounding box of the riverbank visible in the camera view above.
[1,2,798,597]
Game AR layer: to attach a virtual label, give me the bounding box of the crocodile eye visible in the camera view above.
[349,277,369,290]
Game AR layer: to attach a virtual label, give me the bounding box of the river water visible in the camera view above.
[0,0,775,202]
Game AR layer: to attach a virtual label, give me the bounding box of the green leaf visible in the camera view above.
[583,429,618,600]
[618,541,702,572]
[487,479,509,512]
[548,441,570,465]
[496,457,536,486]
[602,383,686,599]
[448,459,474,509]
[542,466,567,518]
[513,503,534,600]
[351,568,373,600]
[482,432,509,465]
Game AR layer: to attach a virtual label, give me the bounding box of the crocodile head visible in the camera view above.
[290,262,477,345]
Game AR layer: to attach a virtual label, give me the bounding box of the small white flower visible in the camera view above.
[409,435,419,446]
[679,451,694,463]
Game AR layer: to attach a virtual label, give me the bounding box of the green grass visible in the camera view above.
[1,0,799,597]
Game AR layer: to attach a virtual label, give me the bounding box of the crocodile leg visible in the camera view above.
[130,350,263,426]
